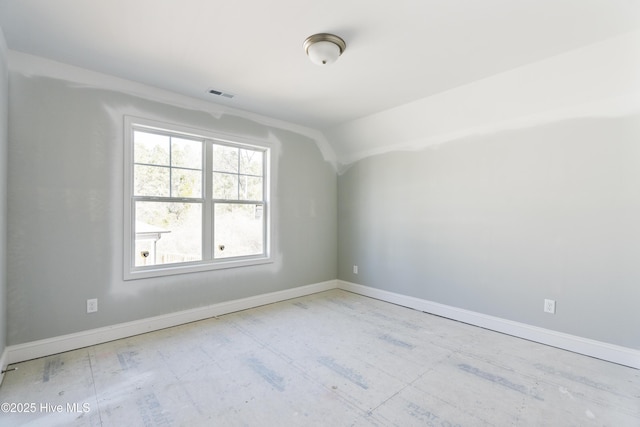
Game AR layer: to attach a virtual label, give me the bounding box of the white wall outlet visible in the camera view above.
[353,265,358,274]
[87,298,98,313]
[544,299,556,314]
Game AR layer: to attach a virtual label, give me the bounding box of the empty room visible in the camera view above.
[0,1,638,426]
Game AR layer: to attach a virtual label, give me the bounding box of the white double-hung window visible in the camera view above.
[124,117,271,280]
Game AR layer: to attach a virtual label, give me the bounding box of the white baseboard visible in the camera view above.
[0,347,8,385]
[6,280,338,365]
[6,279,638,371]
[338,280,639,370]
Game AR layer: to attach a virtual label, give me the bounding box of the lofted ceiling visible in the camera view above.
[1,0,639,133]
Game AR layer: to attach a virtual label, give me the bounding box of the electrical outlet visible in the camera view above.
[544,299,556,314]
[87,298,98,313]
[353,265,358,274]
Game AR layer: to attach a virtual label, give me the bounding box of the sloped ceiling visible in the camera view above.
[1,0,639,162]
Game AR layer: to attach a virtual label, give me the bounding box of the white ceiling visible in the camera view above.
[1,0,639,132]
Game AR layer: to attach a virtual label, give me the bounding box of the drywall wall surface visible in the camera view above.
[0,26,8,358]
[327,29,640,168]
[338,113,640,349]
[7,57,336,345]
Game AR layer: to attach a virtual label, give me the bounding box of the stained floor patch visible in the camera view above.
[378,334,415,349]
[406,401,462,427]
[136,393,172,426]
[117,351,140,370]
[318,356,369,390]
[43,357,64,382]
[246,357,285,392]
[458,363,543,401]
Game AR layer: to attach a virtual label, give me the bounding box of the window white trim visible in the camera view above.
[124,116,273,280]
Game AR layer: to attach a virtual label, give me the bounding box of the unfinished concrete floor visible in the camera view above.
[0,289,638,426]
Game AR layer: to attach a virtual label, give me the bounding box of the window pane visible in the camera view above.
[212,172,238,200]
[135,201,202,266]
[212,144,238,173]
[171,137,202,169]
[134,131,170,165]
[127,119,272,278]
[214,203,264,259]
[172,168,202,198]
[134,165,170,197]
[239,149,263,176]
[239,176,263,201]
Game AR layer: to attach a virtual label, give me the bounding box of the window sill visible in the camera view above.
[124,256,273,281]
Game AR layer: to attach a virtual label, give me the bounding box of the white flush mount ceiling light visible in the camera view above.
[303,33,346,66]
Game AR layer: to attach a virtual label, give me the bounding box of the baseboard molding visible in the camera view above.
[0,347,8,385]
[6,279,638,370]
[338,280,639,370]
[6,280,338,365]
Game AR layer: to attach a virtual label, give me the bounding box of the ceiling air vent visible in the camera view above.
[208,89,234,99]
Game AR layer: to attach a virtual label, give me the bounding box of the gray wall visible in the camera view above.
[0,27,7,358]
[338,115,640,349]
[7,73,336,345]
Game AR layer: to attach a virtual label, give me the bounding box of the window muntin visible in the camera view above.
[212,145,264,201]
[125,117,271,280]
[133,131,203,199]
